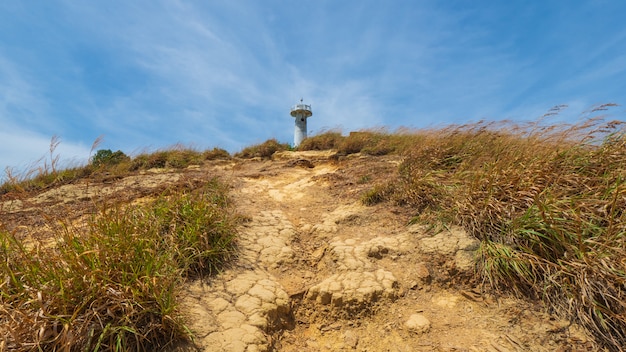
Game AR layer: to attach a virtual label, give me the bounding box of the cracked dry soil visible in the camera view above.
[1,151,596,351]
[180,151,594,352]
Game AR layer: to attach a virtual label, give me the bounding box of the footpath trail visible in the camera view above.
[179,151,593,352]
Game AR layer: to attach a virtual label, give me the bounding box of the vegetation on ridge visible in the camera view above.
[298,129,411,155]
[234,138,291,159]
[0,144,231,196]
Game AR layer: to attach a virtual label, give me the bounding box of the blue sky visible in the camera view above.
[1,1,626,176]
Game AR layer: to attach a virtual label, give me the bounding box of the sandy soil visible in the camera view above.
[0,151,596,351]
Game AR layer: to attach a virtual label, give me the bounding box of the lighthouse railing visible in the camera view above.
[291,104,311,112]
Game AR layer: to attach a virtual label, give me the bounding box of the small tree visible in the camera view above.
[91,149,130,168]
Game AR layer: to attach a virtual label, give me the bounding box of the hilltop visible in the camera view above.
[2,118,626,351]
[0,149,592,351]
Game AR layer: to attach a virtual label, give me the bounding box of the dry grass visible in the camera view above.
[299,129,416,156]
[130,145,229,171]
[361,106,626,351]
[1,136,91,195]
[234,138,291,159]
[0,179,238,351]
[297,130,344,150]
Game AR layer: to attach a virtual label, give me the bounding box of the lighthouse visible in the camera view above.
[290,99,313,147]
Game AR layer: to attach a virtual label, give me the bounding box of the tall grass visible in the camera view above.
[1,136,91,195]
[0,179,237,351]
[298,129,416,156]
[297,130,344,151]
[129,145,227,171]
[362,109,626,350]
[234,139,291,159]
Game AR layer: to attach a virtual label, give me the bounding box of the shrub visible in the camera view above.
[203,147,231,160]
[92,149,130,168]
[235,139,290,159]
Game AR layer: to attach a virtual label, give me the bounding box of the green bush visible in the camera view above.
[92,149,130,168]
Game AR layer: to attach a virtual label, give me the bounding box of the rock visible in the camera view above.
[454,250,475,271]
[432,293,459,308]
[418,226,479,257]
[328,233,413,271]
[320,322,342,332]
[367,244,388,259]
[300,223,313,233]
[306,339,319,349]
[306,270,399,311]
[312,204,365,235]
[404,314,431,334]
[414,262,430,281]
[311,246,327,263]
[343,330,359,349]
[415,227,480,274]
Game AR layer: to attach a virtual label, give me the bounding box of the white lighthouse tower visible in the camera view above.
[290,99,313,147]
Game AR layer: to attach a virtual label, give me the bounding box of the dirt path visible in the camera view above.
[0,151,595,351]
[179,151,593,352]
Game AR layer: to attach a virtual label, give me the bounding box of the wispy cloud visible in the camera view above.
[0,54,93,175]
[0,56,51,131]
[1,1,625,173]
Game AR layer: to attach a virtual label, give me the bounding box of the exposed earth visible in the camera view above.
[1,151,596,351]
